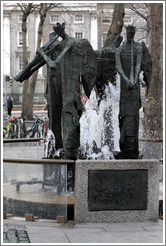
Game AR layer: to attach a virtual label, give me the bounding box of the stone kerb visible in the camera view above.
[74,159,159,223]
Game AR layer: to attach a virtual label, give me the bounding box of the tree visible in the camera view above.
[125,3,149,33]
[26,3,60,119]
[104,3,125,47]
[17,3,38,117]
[143,3,163,140]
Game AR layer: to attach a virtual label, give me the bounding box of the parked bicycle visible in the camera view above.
[4,116,19,139]
[17,114,42,138]
[42,116,49,138]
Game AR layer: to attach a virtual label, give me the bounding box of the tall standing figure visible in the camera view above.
[115,25,151,159]
[15,23,96,160]
[38,23,96,159]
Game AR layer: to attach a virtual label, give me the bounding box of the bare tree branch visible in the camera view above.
[137,36,148,42]
[17,3,24,12]
[145,3,150,9]
[126,3,148,21]
[17,3,39,14]
[46,3,61,10]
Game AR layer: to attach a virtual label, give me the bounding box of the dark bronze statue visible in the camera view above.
[15,23,96,160]
[95,34,123,98]
[115,25,152,159]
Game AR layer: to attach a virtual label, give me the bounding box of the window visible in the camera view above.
[18,32,23,46]
[18,15,22,23]
[19,56,24,71]
[50,15,59,23]
[75,14,84,23]
[102,32,107,46]
[75,32,83,39]
[102,16,110,24]
[17,31,28,46]
[18,15,28,23]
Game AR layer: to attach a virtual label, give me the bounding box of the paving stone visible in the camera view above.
[3,224,30,243]
[3,239,9,243]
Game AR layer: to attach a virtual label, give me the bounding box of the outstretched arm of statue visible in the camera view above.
[37,39,74,69]
[37,48,58,69]
[115,49,133,90]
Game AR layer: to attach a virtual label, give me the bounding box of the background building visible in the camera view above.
[3,3,147,105]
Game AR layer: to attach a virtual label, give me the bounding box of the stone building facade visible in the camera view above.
[3,2,147,105]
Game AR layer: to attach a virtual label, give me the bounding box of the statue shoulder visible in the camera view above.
[74,38,93,54]
[79,38,92,48]
[116,44,124,54]
[134,42,142,49]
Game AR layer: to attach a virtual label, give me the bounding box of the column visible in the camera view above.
[90,11,98,50]
[3,14,10,75]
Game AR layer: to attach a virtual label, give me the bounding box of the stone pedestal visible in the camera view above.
[74,160,159,223]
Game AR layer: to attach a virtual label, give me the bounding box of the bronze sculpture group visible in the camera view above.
[15,23,151,160]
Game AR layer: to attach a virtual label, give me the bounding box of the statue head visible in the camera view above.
[126,25,136,42]
[53,23,66,38]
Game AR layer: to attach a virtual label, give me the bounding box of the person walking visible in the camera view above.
[7,96,13,116]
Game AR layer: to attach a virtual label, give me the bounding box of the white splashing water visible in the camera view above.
[80,75,120,159]
[44,129,56,158]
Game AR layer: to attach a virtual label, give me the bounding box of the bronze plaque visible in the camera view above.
[88,170,148,211]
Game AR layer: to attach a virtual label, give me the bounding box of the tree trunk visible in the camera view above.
[104,3,125,47]
[26,3,48,119]
[19,3,34,117]
[21,13,29,117]
[143,3,163,140]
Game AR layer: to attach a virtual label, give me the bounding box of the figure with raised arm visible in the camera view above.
[15,23,96,160]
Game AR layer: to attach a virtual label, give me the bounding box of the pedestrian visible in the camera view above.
[7,96,13,116]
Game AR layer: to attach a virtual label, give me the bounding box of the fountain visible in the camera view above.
[4,23,160,223]
[80,77,120,159]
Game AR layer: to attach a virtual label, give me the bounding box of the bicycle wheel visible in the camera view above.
[34,131,41,138]
[41,125,44,138]
[15,123,19,138]
[19,127,24,138]
[25,129,32,138]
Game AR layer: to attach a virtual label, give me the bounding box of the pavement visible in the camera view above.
[3,218,164,244]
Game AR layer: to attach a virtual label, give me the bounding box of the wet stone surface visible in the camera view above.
[3,224,30,243]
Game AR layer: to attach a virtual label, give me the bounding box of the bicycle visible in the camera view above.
[4,116,19,139]
[18,114,42,138]
[42,116,49,138]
